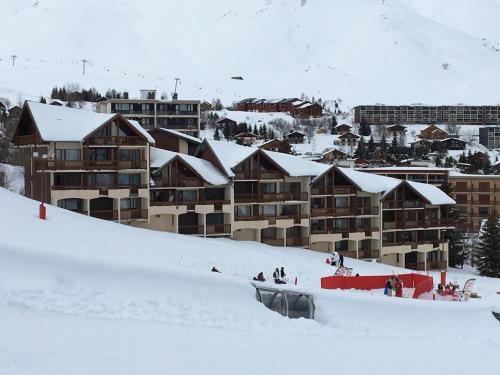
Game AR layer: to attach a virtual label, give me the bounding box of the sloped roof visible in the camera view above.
[153,128,202,144]
[285,131,305,137]
[262,150,330,177]
[150,147,229,185]
[337,167,401,196]
[339,132,360,139]
[205,140,258,177]
[405,180,455,205]
[25,101,154,143]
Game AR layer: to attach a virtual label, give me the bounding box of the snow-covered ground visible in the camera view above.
[0,187,499,374]
[2,1,500,106]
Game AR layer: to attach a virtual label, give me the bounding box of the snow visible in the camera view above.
[262,150,330,177]
[205,140,258,177]
[406,180,456,205]
[149,147,229,186]
[154,128,202,144]
[26,101,155,143]
[0,187,499,374]
[337,167,402,195]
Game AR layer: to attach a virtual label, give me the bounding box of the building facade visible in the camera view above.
[479,126,500,149]
[96,90,200,137]
[354,105,500,125]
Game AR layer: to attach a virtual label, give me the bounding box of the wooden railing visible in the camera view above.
[36,159,147,170]
[286,237,309,247]
[178,225,204,235]
[234,192,308,203]
[406,262,426,271]
[84,136,146,146]
[14,134,40,146]
[152,177,202,188]
[206,224,231,235]
[383,220,454,230]
[311,207,333,217]
[90,210,118,220]
[234,170,283,180]
[120,209,148,220]
[310,186,334,195]
[382,200,425,209]
[52,184,147,191]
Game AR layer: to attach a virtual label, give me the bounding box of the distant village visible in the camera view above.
[2,87,500,271]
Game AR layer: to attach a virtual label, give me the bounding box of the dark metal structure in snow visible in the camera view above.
[252,283,315,319]
[493,311,500,322]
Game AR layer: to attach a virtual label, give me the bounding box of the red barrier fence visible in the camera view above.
[320,273,433,299]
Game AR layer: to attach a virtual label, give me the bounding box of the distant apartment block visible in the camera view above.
[235,98,323,118]
[354,105,500,125]
[479,126,500,149]
[96,89,201,137]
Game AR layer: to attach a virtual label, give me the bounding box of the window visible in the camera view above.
[207,213,224,225]
[236,205,252,217]
[261,227,277,239]
[335,240,348,252]
[335,196,348,208]
[261,205,276,217]
[54,173,82,187]
[120,198,140,209]
[119,149,141,161]
[118,174,140,186]
[334,218,348,230]
[88,173,114,186]
[90,148,110,161]
[311,219,325,232]
[260,183,276,194]
[57,198,82,211]
[455,194,468,204]
[115,103,130,111]
[282,205,298,216]
[55,149,81,160]
[179,190,197,202]
[479,207,490,215]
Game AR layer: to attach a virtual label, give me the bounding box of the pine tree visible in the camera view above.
[253,125,258,135]
[330,116,337,134]
[367,136,376,159]
[39,96,47,104]
[262,124,268,140]
[51,87,58,99]
[354,137,366,159]
[359,119,371,136]
[435,155,443,167]
[475,215,500,277]
[223,123,231,141]
[214,127,221,141]
[269,129,275,139]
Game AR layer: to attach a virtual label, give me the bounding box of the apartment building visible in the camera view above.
[479,126,500,149]
[235,98,323,118]
[449,172,500,232]
[12,101,153,223]
[359,167,450,187]
[354,105,500,125]
[12,105,455,269]
[96,89,201,137]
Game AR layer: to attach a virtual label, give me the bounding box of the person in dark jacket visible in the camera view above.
[339,253,344,267]
[280,267,286,279]
[211,266,220,273]
[253,272,266,282]
[273,268,286,284]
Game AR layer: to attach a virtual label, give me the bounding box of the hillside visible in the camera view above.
[1,187,499,374]
[2,0,500,106]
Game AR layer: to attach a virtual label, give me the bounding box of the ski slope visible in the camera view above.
[2,0,500,107]
[0,187,499,374]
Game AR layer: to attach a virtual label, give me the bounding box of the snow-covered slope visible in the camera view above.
[1,187,499,374]
[2,0,500,106]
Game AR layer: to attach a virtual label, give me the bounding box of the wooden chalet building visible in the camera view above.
[334,124,352,135]
[436,137,467,150]
[338,132,360,148]
[419,124,449,140]
[235,132,258,145]
[320,148,347,164]
[258,139,292,154]
[12,101,154,223]
[148,128,201,155]
[284,131,305,144]
[386,124,407,138]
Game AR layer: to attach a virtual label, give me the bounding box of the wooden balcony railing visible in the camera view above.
[84,136,146,146]
[36,159,147,171]
[90,210,118,220]
[120,209,148,220]
[382,200,425,209]
[14,134,41,146]
[52,184,147,192]
[206,224,231,235]
[178,225,204,235]
[286,237,309,247]
[234,170,283,180]
[382,220,454,230]
[333,207,357,216]
[311,207,333,217]
[333,186,356,194]
[234,192,308,203]
[261,238,284,246]
[310,186,333,195]
[358,250,380,259]
[152,177,202,188]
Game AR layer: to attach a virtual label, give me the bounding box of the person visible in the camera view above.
[339,253,344,267]
[280,267,286,279]
[355,273,360,277]
[437,283,444,295]
[273,268,286,284]
[331,251,339,267]
[384,278,393,296]
[394,277,403,298]
[211,266,220,273]
[253,272,265,282]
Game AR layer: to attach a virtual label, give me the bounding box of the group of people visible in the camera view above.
[437,282,457,296]
[384,276,403,297]
[330,251,344,267]
[253,267,287,284]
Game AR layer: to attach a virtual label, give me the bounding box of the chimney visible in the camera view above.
[123,91,129,99]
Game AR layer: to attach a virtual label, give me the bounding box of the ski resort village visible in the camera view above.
[1,1,500,374]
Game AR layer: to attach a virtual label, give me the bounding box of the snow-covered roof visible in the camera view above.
[262,150,330,177]
[150,147,229,185]
[338,167,401,195]
[26,101,154,143]
[205,140,258,177]
[154,128,202,144]
[406,180,455,205]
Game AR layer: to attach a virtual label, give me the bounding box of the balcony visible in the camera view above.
[286,237,309,247]
[235,215,265,222]
[206,224,231,235]
[358,250,380,259]
[152,177,203,188]
[36,159,147,171]
[339,250,357,258]
[262,238,284,246]
[84,136,146,146]
[14,134,41,146]
[333,186,356,195]
[178,225,204,235]
[157,110,198,116]
[382,220,454,230]
[356,207,379,215]
[234,170,283,180]
[405,262,426,271]
[310,186,333,195]
[234,192,308,203]
[382,200,425,209]
[90,210,118,220]
[120,209,148,220]
[426,261,448,270]
[333,207,357,216]
[52,184,147,192]
[311,207,333,217]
